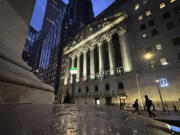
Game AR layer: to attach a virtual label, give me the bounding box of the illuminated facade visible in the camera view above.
[60,0,180,109]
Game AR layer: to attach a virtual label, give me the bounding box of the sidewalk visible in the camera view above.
[129,110,180,126]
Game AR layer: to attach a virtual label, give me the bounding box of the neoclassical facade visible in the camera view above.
[60,12,135,105]
[60,0,180,109]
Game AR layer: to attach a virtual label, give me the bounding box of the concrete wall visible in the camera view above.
[0,0,54,104]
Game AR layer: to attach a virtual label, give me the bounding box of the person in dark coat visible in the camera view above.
[133,99,139,114]
[145,95,156,117]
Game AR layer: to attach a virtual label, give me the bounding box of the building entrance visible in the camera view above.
[105,97,112,105]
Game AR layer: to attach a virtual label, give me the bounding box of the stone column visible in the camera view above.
[83,51,87,81]
[64,58,71,85]
[118,31,133,73]
[70,57,75,83]
[0,0,54,104]
[76,55,80,82]
[90,48,95,80]
[98,44,104,74]
[107,38,115,75]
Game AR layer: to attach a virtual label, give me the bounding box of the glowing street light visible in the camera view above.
[144,52,154,60]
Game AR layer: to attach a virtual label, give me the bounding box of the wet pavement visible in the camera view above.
[0,104,175,135]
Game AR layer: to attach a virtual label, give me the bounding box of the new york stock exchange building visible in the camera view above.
[59,0,180,109]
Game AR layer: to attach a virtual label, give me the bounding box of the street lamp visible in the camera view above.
[70,67,77,104]
[143,52,165,111]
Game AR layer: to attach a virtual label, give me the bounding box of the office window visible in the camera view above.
[142,34,148,38]
[156,44,163,50]
[78,88,81,93]
[140,24,146,31]
[149,60,156,69]
[160,58,168,65]
[95,85,98,92]
[148,19,155,27]
[135,3,140,11]
[146,47,153,53]
[166,22,175,30]
[174,7,180,15]
[151,29,158,36]
[118,83,124,89]
[105,84,110,90]
[146,10,151,16]
[172,37,180,46]
[143,0,148,4]
[138,15,143,21]
[178,53,180,63]
[162,12,171,20]
[178,18,180,23]
[170,0,176,3]
[86,87,89,93]
[160,3,166,9]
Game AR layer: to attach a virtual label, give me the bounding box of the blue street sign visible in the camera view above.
[159,78,169,88]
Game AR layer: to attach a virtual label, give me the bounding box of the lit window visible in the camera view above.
[143,0,148,4]
[138,15,143,21]
[160,3,166,9]
[156,44,163,50]
[142,34,148,38]
[160,58,168,65]
[146,10,151,16]
[135,3,140,11]
[170,0,175,3]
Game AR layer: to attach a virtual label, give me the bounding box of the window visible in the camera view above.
[95,85,98,92]
[143,0,148,4]
[86,87,89,93]
[140,24,146,31]
[174,7,180,14]
[118,83,124,89]
[172,37,180,46]
[178,53,180,62]
[142,34,148,38]
[149,60,156,69]
[156,44,163,50]
[138,15,143,21]
[146,10,151,16]
[105,84,110,90]
[162,12,171,20]
[160,58,168,65]
[148,19,155,27]
[160,3,166,9]
[135,3,140,11]
[170,0,176,3]
[78,88,81,93]
[151,29,158,36]
[146,47,153,53]
[166,22,175,30]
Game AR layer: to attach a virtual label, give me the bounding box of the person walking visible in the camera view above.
[133,99,140,114]
[145,95,156,117]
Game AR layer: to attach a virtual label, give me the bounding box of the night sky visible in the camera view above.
[30,0,115,31]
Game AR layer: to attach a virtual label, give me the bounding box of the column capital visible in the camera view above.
[117,29,127,36]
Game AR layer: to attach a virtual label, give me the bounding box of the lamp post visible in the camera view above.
[70,67,77,104]
[143,52,165,111]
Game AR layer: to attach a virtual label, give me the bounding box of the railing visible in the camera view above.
[115,67,123,76]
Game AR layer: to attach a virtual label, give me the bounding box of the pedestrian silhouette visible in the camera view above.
[173,105,178,112]
[132,99,140,114]
[145,95,156,117]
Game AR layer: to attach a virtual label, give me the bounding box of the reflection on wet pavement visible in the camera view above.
[0,104,173,135]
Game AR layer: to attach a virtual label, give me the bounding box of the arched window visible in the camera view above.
[172,37,180,46]
[118,82,124,90]
[86,86,89,93]
[78,88,81,93]
[95,85,98,92]
[105,84,110,90]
